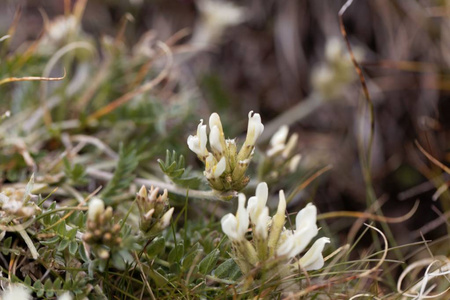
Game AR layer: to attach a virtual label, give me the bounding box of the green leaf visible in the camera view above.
[56,221,66,236]
[168,242,184,263]
[67,227,78,239]
[182,248,203,271]
[53,277,62,290]
[146,237,165,257]
[158,150,201,189]
[40,236,60,245]
[212,258,241,280]
[33,279,42,290]
[100,143,139,204]
[3,236,12,248]
[24,275,32,287]
[78,244,89,262]
[44,279,54,297]
[69,240,78,255]
[58,239,70,251]
[198,249,220,275]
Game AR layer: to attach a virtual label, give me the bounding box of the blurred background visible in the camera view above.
[1,0,449,256]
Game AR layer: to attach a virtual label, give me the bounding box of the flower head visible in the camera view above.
[187,111,264,195]
[221,194,249,242]
[220,182,329,278]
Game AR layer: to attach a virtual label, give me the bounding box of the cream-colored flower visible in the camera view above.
[1,284,32,300]
[187,111,264,194]
[221,194,249,241]
[87,198,105,222]
[298,237,330,271]
[192,0,245,48]
[187,119,209,159]
[245,111,265,146]
[204,154,226,179]
[277,203,319,258]
[247,182,268,224]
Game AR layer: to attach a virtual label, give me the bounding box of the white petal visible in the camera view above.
[270,125,289,147]
[266,144,285,157]
[247,196,257,221]
[277,190,287,216]
[160,207,174,228]
[58,292,73,300]
[255,182,268,208]
[187,135,201,155]
[221,213,239,241]
[254,207,269,239]
[236,194,249,238]
[209,125,223,153]
[197,119,208,153]
[299,237,330,270]
[2,284,32,300]
[286,225,318,258]
[282,133,298,158]
[247,182,268,223]
[288,154,302,173]
[88,198,105,221]
[295,203,317,232]
[209,112,223,131]
[277,232,294,257]
[213,156,226,178]
[246,111,264,145]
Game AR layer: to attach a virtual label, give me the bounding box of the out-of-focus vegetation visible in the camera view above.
[0,0,449,299]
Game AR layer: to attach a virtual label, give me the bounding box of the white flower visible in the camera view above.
[160,207,174,229]
[58,291,74,300]
[209,112,223,132]
[1,284,32,300]
[204,154,226,179]
[277,203,319,258]
[245,111,264,146]
[221,194,249,241]
[247,182,268,224]
[282,133,298,158]
[267,126,289,157]
[192,0,245,48]
[187,119,209,158]
[288,154,302,173]
[254,206,269,239]
[209,125,223,154]
[88,198,105,222]
[299,237,330,270]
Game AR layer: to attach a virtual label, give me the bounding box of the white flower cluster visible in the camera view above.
[187,111,264,193]
[221,182,329,275]
[0,186,40,225]
[311,37,361,100]
[262,125,302,180]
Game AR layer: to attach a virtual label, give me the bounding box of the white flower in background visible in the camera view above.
[1,284,32,300]
[58,292,74,300]
[187,111,264,194]
[221,194,249,242]
[267,125,289,157]
[192,0,246,49]
[87,198,105,222]
[261,125,302,183]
